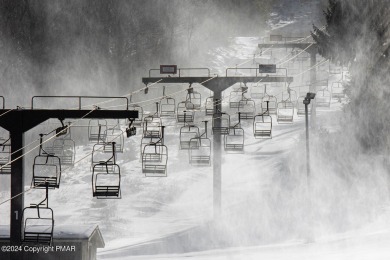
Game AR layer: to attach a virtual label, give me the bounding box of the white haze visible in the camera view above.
[1,0,390,259]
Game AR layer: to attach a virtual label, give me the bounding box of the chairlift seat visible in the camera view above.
[177,112,194,123]
[143,116,162,138]
[104,128,124,153]
[88,119,108,143]
[160,97,176,117]
[331,82,345,99]
[253,115,272,139]
[22,207,54,245]
[189,138,211,166]
[91,143,115,169]
[316,90,331,107]
[261,96,277,115]
[205,96,214,116]
[51,139,75,165]
[32,155,61,189]
[180,125,200,150]
[92,164,121,198]
[277,101,294,123]
[0,139,11,174]
[142,144,168,176]
[212,113,230,135]
[224,127,244,151]
[238,99,256,119]
[229,89,245,109]
[93,186,120,198]
[186,91,202,109]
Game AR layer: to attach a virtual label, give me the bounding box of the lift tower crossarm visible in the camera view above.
[142,76,293,93]
[0,109,137,132]
[0,106,137,255]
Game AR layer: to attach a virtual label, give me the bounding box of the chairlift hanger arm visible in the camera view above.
[31,182,50,208]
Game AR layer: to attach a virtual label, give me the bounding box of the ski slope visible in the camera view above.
[1,33,389,260]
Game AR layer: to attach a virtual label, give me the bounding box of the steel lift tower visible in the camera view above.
[0,96,137,259]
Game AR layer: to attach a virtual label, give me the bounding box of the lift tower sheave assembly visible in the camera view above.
[0,96,138,252]
[143,69,293,219]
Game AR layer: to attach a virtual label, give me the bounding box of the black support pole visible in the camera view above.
[310,51,317,127]
[305,103,310,185]
[10,130,24,245]
[213,92,222,218]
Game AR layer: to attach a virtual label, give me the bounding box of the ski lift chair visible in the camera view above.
[224,126,244,152]
[281,88,298,104]
[32,137,62,189]
[261,96,277,115]
[51,139,75,166]
[142,126,168,176]
[158,86,176,117]
[277,100,294,123]
[140,136,160,161]
[253,114,272,139]
[142,143,168,177]
[143,115,162,138]
[316,89,331,107]
[104,128,124,153]
[229,88,244,109]
[177,101,195,123]
[159,96,176,117]
[0,137,11,174]
[180,124,200,150]
[238,98,256,119]
[21,183,54,245]
[88,119,107,143]
[189,137,211,166]
[331,82,345,99]
[92,142,121,198]
[92,163,121,198]
[186,86,202,110]
[189,121,211,166]
[251,84,265,99]
[128,94,144,126]
[205,96,214,116]
[91,143,115,171]
[212,112,230,135]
